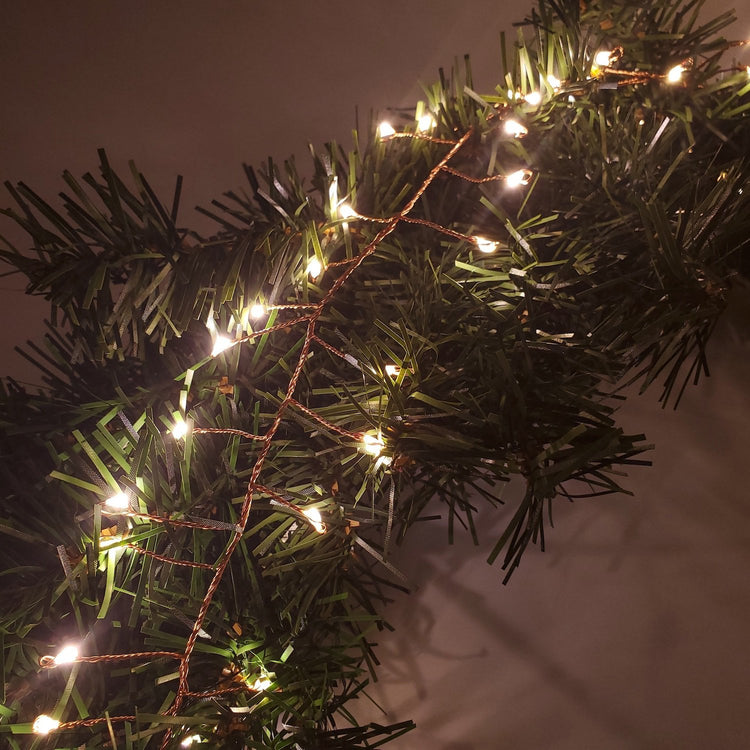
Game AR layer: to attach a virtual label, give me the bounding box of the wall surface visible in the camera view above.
[2,2,749,748]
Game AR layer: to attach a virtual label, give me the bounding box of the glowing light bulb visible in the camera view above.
[384,364,401,377]
[181,736,203,748]
[211,335,233,357]
[378,121,396,137]
[54,644,79,665]
[33,715,60,735]
[302,506,326,534]
[503,119,528,138]
[338,203,357,219]
[361,432,384,457]
[306,257,323,280]
[524,91,542,106]
[505,169,533,188]
[547,74,561,90]
[594,50,613,67]
[251,675,273,691]
[249,303,265,319]
[172,417,188,440]
[474,236,499,253]
[105,491,129,511]
[666,64,685,83]
[417,113,436,131]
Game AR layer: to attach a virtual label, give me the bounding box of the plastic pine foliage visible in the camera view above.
[1,0,749,747]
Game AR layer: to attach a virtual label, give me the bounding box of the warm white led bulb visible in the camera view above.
[211,335,233,357]
[33,715,60,735]
[417,113,436,131]
[503,119,528,138]
[249,303,265,319]
[594,49,613,67]
[306,257,323,280]
[251,675,273,691]
[302,506,326,534]
[338,203,357,220]
[524,91,542,106]
[171,417,188,440]
[53,644,80,666]
[378,121,396,138]
[181,735,203,748]
[474,236,499,253]
[547,74,561,90]
[505,169,532,188]
[666,64,685,83]
[384,364,401,377]
[361,432,384,457]
[105,491,130,511]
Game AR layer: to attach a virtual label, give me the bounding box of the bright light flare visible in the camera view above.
[361,432,385,457]
[503,119,528,138]
[505,169,533,188]
[33,715,60,735]
[211,335,233,357]
[172,417,188,440]
[302,506,326,534]
[249,303,266,319]
[524,91,542,106]
[105,491,129,511]
[474,236,499,253]
[306,257,323,280]
[54,644,80,665]
[666,64,685,84]
[594,49,613,67]
[378,121,396,138]
[181,735,203,748]
[338,203,357,219]
[251,675,273,691]
[547,74,561,90]
[384,364,401,377]
[417,113,436,131]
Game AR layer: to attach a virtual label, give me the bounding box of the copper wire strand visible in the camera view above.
[288,398,363,439]
[193,427,267,441]
[158,127,474,749]
[126,545,215,570]
[381,131,459,145]
[126,511,240,532]
[40,651,183,668]
[439,166,507,184]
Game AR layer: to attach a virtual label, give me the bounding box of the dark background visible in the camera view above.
[2,2,749,747]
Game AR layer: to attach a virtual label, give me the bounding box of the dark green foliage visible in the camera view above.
[1,0,749,746]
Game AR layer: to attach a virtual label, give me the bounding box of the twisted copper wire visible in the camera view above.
[126,545,215,570]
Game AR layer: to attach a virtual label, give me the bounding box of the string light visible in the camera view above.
[54,644,79,665]
[172,416,188,440]
[474,236,499,253]
[384,364,401,377]
[666,63,685,83]
[33,715,60,735]
[211,335,233,357]
[594,49,613,67]
[249,303,266,319]
[306,257,323,280]
[378,121,396,138]
[301,506,326,534]
[505,169,533,188]
[503,119,528,138]
[524,91,542,106]
[338,203,357,219]
[181,735,203,747]
[417,113,436,131]
[361,432,385,457]
[547,74,561,90]
[251,675,273,691]
[104,490,129,511]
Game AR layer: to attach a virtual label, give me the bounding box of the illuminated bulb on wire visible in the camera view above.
[361,432,384,457]
[53,644,79,665]
[251,675,273,691]
[171,417,188,440]
[474,236,499,253]
[503,119,528,138]
[181,735,203,748]
[105,490,129,511]
[249,303,265,319]
[33,715,60,735]
[547,74,561,90]
[505,169,533,188]
[338,203,357,219]
[666,64,685,83]
[302,506,326,534]
[417,113,436,131]
[306,257,323,280]
[524,91,542,106]
[378,121,396,138]
[211,335,233,357]
[384,364,401,377]
[594,49,613,67]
